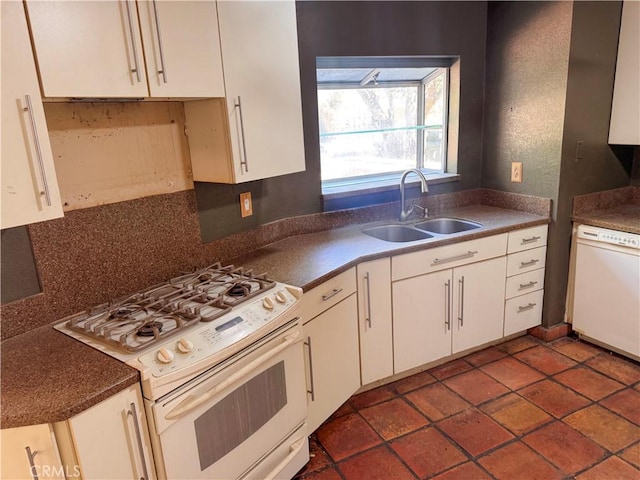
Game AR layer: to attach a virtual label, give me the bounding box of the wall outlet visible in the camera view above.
[511,162,523,183]
[240,192,253,217]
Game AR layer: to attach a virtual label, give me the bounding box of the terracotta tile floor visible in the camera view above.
[295,335,640,480]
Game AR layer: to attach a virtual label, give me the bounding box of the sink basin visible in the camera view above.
[363,225,433,242]
[415,218,482,234]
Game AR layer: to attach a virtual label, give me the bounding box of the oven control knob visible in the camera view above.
[157,348,174,364]
[177,338,194,354]
[262,296,274,310]
[275,290,287,304]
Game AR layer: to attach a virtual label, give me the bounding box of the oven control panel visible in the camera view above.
[136,287,301,376]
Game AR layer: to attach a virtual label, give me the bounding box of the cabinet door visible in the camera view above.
[304,294,360,434]
[452,256,507,354]
[217,0,306,182]
[393,269,453,373]
[26,1,148,97]
[69,385,155,479]
[357,258,393,385]
[137,1,225,97]
[1,424,64,480]
[1,1,63,229]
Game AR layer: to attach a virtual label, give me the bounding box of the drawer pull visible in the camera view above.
[520,259,540,268]
[432,250,478,266]
[519,281,538,290]
[521,235,541,244]
[322,288,343,301]
[518,302,537,313]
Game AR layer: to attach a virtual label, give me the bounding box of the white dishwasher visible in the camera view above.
[572,225,640,361]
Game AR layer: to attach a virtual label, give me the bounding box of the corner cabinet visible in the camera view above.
[357,259,394,385]
[25,1,225,98]
[54,385,156,480]
[1,424,65,480]
[1,1,63,230]
[301,269,360,434]
[184,1,306,183]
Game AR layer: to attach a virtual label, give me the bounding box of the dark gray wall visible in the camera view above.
[1,227,41,303]
[482,1,628,328]
[197,1,488,242]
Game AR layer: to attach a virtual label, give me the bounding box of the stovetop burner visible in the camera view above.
[63,263,276,353]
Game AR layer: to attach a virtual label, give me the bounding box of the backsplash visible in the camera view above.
[0,188,550,340]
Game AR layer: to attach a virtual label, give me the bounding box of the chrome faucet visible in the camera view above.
[399,168,429,222]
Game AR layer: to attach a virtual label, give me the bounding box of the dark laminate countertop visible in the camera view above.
[1,326,139,429]
[572,204,640,235]
[572,186,640,235]
[1,203,548,429]
[233,205,549,291]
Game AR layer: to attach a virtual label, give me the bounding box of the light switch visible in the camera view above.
[240,192,253,217]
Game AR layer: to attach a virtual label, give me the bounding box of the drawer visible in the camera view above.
[392,233,508,281]
[505,268,545,299]
[504,290,544,336]
[301,268,357,323]
[506,246,547,277]
[507,225,548,254]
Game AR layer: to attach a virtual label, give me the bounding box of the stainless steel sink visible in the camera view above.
[363,225,434,242]
[415,218,482,234]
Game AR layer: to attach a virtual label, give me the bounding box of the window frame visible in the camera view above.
[316,57,453,191]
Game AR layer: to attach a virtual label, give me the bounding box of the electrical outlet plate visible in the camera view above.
[511,162,523,183]
[240,192,253,217]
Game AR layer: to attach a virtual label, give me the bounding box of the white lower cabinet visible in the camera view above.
[55,384,156,480]
[304,295,360,433]
[357,258,393,385]
[393,256,507,372]
[1,423,65,480]
[302,269,360,434]
[504,225,548,336]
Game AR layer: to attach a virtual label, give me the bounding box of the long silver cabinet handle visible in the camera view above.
[234,97,249,173]
[25,446,39,480]
[322,288,343,301]
[519,281,538,290]
[151,0,168,83]
[458,276,465,326]
[444,279,451,331]
[364,273,372,328]
[23,95,51,207]
[128,402,149,480]
[520,259,540,268]
[518,303,537,313]
[166,330,300,420]
[304,336,315,401]
[521,236,541,244]
[432,250,478,266]
[124,0,142,82]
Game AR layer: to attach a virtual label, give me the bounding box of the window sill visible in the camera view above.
[321,172,460,201]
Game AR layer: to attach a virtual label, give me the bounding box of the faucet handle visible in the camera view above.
[412,202,428,218]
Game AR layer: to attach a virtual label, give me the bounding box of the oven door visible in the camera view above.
[147,320,308,480]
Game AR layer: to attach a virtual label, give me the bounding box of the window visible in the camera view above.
[317,57,451,189]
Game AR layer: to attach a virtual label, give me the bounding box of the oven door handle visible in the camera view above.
[165,330,301,420]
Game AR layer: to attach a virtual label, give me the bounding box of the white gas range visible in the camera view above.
[55,263,309,480]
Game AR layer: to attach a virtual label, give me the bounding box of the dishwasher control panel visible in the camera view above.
[577,225,639,249]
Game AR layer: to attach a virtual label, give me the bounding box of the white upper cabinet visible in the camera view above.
[137,1,225,97]
[1,1,63,229]
[25,1,225,98]
[185,0,306,183]
[609,1,640,144]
